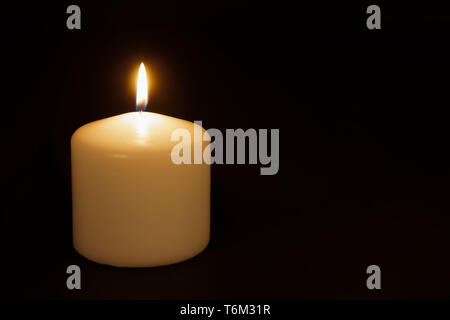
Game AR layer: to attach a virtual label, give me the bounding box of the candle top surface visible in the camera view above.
[72,112,203,153]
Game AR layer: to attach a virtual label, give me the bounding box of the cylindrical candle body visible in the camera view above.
[71,112,210,267]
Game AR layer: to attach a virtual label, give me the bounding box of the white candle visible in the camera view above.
[71,63,210,267]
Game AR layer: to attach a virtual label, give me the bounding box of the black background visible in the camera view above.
[2,1,450,299]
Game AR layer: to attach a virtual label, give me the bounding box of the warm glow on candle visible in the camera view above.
[136,62,148,111]
[71,62,210,267]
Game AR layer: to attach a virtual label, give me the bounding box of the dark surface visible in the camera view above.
[2,1,450,299]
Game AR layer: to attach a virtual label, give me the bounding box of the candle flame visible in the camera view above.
[136,62,148,111]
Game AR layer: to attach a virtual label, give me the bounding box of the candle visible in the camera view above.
[71,63,210,267]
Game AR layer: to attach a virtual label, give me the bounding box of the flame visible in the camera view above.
[136,62,148,111]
